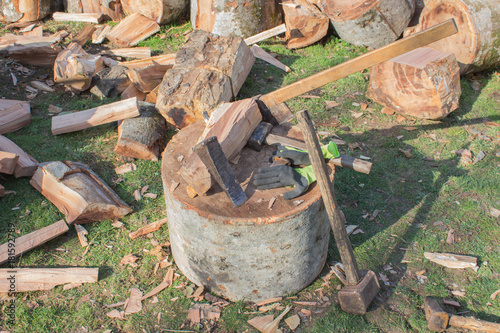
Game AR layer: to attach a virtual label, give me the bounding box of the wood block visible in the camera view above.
[118,53,175,69]
[244,24,287,46]
[72,24,96,46]
[0,100,31,134]
[53,12,105,23]
[3,34,62,66]
[0,220,69,265]
[0,267,99,292]
[30,161,132,224]
[0,135,38,178]
[282,0,329,49]
[102,47,151,59]
[92,25,112,44]
[127,64,171,93]
[51,97,140,135]
[0,151,19,174]
[121,0,188,25]
[106,13,160,47]
[121,83,147,101]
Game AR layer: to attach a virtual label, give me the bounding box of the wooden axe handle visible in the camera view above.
[449,315,500,332]
[259,19,458,108]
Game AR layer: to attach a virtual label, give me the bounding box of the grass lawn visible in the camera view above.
[0,18,499,333]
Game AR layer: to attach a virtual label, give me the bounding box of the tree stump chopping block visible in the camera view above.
[161,121,331,302]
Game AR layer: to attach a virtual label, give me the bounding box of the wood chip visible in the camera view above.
[129,218,168,239]
[451,290,466,297]
[106,309,124,319]
[443,300,461,307]
[381,107,395,115]
[491,207,500,218]
[74,224,89,247]
[300,309,311,316]
[324,100,340,108]
[398,148,412,158]
[369,209,379,221]
[446,229,454,245]
[293,301,317,306]
[124,288,142,314]
[30,81,55,92]
[491,289,500,300]
[255,297,282,307]
[345,225,358,236]
[144,193,157,199]
[350,111,363,118]
[115,163,137,175]
[404,126,418,131]
[268,197,276,210]
[259,303,280,312]
[133,189,141,201]
[359,155,371,160]
[120,253,139,267]
[112,220,124,228]
[473,150,485,164]
[396,115,406,122]
[424,252,477,269]
[48,105,63,114]
[285,314,300,330]
[188,307,201,324]
[352,229,364,235]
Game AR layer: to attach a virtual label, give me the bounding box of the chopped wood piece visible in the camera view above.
[124,288,143,314]
[129,218,168,239]
[51,97,140,135]
[0,34,62,67]
[30,161,132,224]
[90,65,130,98]
[102,47,151,59]
[0,34,60,51]
[285,314,300,330]
[64,0,123,21]
[144,85,159,104]
[0,151,19,174]
[367,48,461,120]
[255,297,283,307]
[92,25,112,44]
[115,162,137,175]
[0,220,69,265]
[282,0,329,49]
[250,45,291,72]
[118,53,175,69]
[106,13,160,47]
[1,0,51,23]
[53,12,105,23]
[0,135,38,177]
[114,102,166,161]
[24,26,43,37]
[127,64,171,93]
[248,306,291,333]
[121,83,147,101]
[244,24,287,46]
[188,307,201,324]
[30,81,55,92]
[179,99,261,196]
[54,42,104,91]
[74,224,89,247]
[0,267,98,292]
[424,252,478,269]
[0,100,31,134]
[73,24,96,46]
[106,309,124,319]
[122,0,188,25]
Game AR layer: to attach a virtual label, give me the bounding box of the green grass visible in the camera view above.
[1,18,500,333]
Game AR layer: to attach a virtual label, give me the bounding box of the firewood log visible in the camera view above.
[64,0,122,21]
[121,0,188,25]
[405,0,500,75]
[0,0,51,22]
[0,100,31,134]
[105,13,160,48]
[126,64,171,93]
[282,0,329,49]
[0,151,19,175]
[90,65,130,98]
[0,135,38,177]
[30,161,132,224]
[367,47,461,119]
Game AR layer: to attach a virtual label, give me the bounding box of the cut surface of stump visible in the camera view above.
[282,0,329,49]
[121,0,188,24]
[30,161,132,224]
[367,47,461,119]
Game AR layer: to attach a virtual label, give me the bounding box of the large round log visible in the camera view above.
[161,121,330,302]
[64,0,123,21]
[283,0,329,49]
[191,0,284,38]
[121,0,188,25]
[314,0,415,49]
[367,47,461,119]
[1,0,51,22]
[405,0,500,75]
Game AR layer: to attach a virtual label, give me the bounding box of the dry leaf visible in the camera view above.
[470,80,481,91]
[398,148,412,158]
[443,300,460,307]
[348,142,361,150]
[140,185,149,195]
[115,163,137,175]
[360,103,368,110]
[369,209,379,221]
[446,229,455,245]
[48,104,63,114]
[352,229,364,235]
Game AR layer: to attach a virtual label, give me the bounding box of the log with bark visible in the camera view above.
[0,151,19,174]
[314,0,415,49]
[191,0,283,38]
[367,47,461,119]
[53,42,104,92]
[90,65,130,98]
[114,102,167,161]
[282,0,329,49]
[0,220,69,265]
[0,0,51,22]
[51,97,140,135]
[0,267,99,292]
[105,13,160,47]
[121,0,188,25]
[156,29,255,128]
[30,161,132,224]
[0,34,62,66]
[404,0,500,75]
[126,64,171,93]
[0,135,38,177]
[63,0,123,21]
[0,100,31,134]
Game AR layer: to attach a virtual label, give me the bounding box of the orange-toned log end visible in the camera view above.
[283,0,329,49]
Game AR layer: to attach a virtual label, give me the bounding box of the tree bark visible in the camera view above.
[405,0,500,75]
[90,65,130,98]
[282,0,329,49]
[191,0,283,38]
[121,0,188,25]
[367,47,461,119]
[0,0,51,22]
[315,0,415,49]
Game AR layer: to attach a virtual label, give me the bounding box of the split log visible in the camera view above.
[191,0,283,38]
[114,102,167,161]
[90,65,130,98]
[128,217,168,239]
[23,25,43,37]
[156,30,255,128]
[282,0,329,49]
[6,44,62,67]
[0,220,69,265]
[105,13,160,48]
[72,24,96,46]
[0,34,60,51]
[424,252,477,269]
[250,44,291,72]
[118,53,175,69]
[121,0,188,25]
[0,151,19,174]
[145,85,159,103]
[0,0,51,23]
[405,0,500,75]
[101,47,151,59]
[53,42,104,92]
[121,83,147,101]
[30,161,133,224]
[63,0,122,21]
[52,12,105,23]
[367,47,461,119]
[244,23,287,46]
[92,24,112,44]
[0,100,31,134]
[0,135,38,177]
[0,267,99,292]
[179,98,262,196]
[315,0,416,49]
[126,64,171,93]
[51,97,140,135]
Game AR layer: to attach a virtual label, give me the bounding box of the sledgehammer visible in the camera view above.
[424,297,500,332]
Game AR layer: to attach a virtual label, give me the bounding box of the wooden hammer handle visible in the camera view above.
[449,315,500,332]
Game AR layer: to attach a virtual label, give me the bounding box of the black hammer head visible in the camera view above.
[247,122,273,151]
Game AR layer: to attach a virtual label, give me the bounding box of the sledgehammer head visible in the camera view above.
[248,122,273,151]
[338,270,380,314]
[424,297,450,332]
